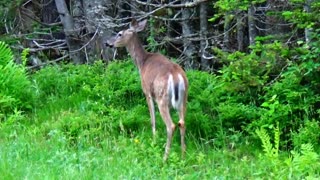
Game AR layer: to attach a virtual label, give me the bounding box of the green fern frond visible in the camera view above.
[0,41,34,114]
[273,122,280,157]
[291,143,320,176]
[256,123,280,158]
[300,144,315,156]
[21,48,30,66]
[256,128,273,157]
[0,41,13,66]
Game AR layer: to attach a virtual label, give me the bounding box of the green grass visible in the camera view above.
[0,112,317,179]
[0,125,264,179]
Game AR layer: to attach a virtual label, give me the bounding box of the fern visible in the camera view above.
[273,123,280,157]
[255,123,280,158]
[290,143,320,177]
[256,128,273,157]
[21,48,30,67]
[0,41,13,66]
[298,144,319,166]
[0,41,34,116]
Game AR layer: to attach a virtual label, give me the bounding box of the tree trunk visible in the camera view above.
[54,0,84,64]
[248,4,257,46]
[223,13,232,51]
[200,1,208,70]
[82,0,114,63]
[42,0,62,40]
[265,0,273,38]
[42,0,59,25]
[181,0,197,69]
[304,0,313,45]
[236,11,244,51]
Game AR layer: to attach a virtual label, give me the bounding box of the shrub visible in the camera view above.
[32,61,105,100]
[187,70,228,139]
[292,120,320,150]
[288,144,320,178]
[32,60,146,135]
[212,38,320,150]
[44,110,112,147]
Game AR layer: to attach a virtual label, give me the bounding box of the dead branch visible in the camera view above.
[27,54,69,70]
[135,0,208,8]
[69,28,99,53]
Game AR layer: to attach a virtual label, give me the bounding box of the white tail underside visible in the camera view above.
[168,74,185,110]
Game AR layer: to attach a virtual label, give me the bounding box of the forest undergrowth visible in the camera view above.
[0,41,320,178]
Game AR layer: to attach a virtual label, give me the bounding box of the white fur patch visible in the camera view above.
[168,74,174,107]
[178,74,185,91]
[168,74,185,109]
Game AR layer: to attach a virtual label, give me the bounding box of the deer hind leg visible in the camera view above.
[158,100,175,161]
[146,95,156,137]
[178,104,186,158]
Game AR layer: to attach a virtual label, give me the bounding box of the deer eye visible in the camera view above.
[118,32,122,37]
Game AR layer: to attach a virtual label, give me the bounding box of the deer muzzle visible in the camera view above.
[105,36,118,48]
[105,40,114,48]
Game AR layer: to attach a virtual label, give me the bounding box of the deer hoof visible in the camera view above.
[178,120,185,128]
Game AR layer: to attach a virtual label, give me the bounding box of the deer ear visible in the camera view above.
[130,18,138,30]
[136,19,147,32]
[130,19,147,32]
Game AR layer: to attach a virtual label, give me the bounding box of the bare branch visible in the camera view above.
[69,28,99,53]
[135,0,208,8]
[27,54,69,70]
[32,39,66,48]
[265,63,289,86]
[20,7,62,27]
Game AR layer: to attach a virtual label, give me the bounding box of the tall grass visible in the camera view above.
[1,122,318,179]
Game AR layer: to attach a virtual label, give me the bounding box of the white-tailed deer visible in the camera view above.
[106,18,188,161]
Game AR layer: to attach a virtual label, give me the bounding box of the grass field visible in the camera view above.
[1,101,318,179]
[0,121,289,179]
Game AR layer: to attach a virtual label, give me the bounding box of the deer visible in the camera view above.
[106,18,188,161]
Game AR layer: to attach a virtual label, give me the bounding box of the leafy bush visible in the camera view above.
[33,60,143,108]
[288,144,320,178]
[254,37,320,147]
[212,34,320,149]
[292,120,320,150]
[32,60,147,137]
[93,60,144,109]
[186,71,219,138]
[0,42,35,119]
[44,110,112,147]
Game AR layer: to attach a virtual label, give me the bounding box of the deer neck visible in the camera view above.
[126,35,147,72]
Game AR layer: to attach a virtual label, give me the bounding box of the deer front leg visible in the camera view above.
[146,95,156,136]
[158,100,175,161]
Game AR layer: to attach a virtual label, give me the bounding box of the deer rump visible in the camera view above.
[140,54,186,110]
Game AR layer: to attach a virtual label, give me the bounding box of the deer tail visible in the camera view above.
[168,74,185,110]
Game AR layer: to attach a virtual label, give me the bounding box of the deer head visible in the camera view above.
[106,19,147,48]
